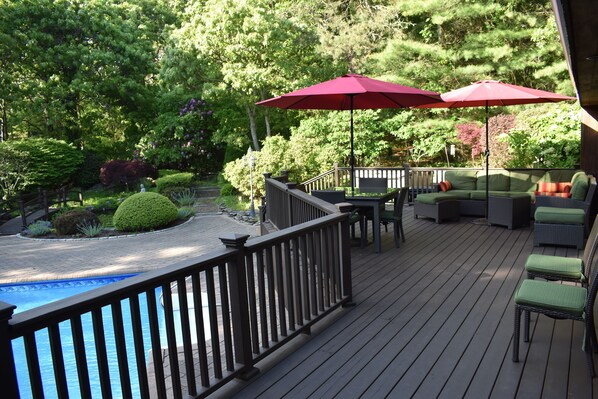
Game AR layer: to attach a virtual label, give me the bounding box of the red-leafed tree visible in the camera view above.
[456,122,483,163]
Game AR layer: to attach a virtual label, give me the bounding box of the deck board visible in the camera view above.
[229,207,595,399]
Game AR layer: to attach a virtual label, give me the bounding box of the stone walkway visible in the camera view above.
[0,214,259,284]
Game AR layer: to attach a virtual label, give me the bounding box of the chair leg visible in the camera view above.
[524,310,530,342]
[513,306,521,362]
[400,220,405,243]
[393,221,400,248]
[351,223,356,239]
[585,321,596,378]
[360,218,367,248]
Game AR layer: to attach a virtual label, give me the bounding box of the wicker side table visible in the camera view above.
[488,195,531,230]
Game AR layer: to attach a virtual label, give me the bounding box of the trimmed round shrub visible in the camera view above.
[53,210,101,236]
[113,192,178,232]
[155,173,194,193]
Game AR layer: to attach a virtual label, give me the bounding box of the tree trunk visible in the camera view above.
[245,104,260,150]
[0,100,7,142]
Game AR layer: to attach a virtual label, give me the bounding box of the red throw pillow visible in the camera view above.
[439,180,452,192]
[537,182,558,193]
[534,191,555,197]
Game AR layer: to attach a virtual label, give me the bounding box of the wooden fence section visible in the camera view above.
[0,212,352,398]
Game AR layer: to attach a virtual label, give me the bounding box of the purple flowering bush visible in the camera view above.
[138,98,223,177]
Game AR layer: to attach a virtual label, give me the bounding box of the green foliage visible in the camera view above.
[0,145,29,200]
[506,103,581,168]
[220,183,237,197]
[113,192,178,232]
[155,173,195,193]
[158,169,181,177]
[53,209,101,236]
[171,189,197,207]
[75,150,105,189]
[0,138,83,191]
[77,222,104,237]
[177,207,196,219]
[26,220,52,236]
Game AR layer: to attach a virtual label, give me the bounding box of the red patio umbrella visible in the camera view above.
[257,74,442,194]
[418,80,576,221]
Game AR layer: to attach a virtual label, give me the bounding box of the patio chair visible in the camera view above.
[359,177,388,193]
[526,215,598,285]
[512,249,598,377]
[365,187,408,248]
[311,190,366,246]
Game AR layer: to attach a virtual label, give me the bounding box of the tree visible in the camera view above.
[175,0,328,150]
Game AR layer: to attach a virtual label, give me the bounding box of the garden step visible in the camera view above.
[194,197,220,214]
[194,186,221,198]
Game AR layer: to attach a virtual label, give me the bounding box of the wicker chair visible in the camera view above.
[512,248,598,377]
[527,215,598,284]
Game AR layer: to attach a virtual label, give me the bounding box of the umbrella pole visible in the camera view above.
[350,95,355,196]
[473,102,490,225]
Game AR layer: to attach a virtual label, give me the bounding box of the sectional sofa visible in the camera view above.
[414,169,596,226]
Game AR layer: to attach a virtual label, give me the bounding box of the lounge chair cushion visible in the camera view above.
[445,170,477,190]
[525,254,583,280]
[515,280,587,317]
[476,170,510,191]
[535,207,585,225]
[571,177,589,200]
[415,193,458,205]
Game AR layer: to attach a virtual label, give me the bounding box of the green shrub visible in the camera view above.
[77,222,104,237]
[0,138,83,192]
[220,183,237,197]
[158,169,180,177]
[27,220,52,236]
[75,150,105,189]
[177,207,196,219]
[155,173,194,193]
[171,189,196,206]
[159,186,189,201]
[113,192,178,232]
[53,209,101,236]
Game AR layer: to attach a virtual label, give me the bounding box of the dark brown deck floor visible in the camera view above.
[230,207,598,398]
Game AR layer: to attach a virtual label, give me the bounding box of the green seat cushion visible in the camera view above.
[445,170,477,190]
[525,254,583,280]
[415,193,458,205]
[571,178,589,200]
[445,190,472,200]
[515,279,586,316]
[534,206,585,225]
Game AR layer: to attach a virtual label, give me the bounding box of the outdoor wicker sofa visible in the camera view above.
[414,169,596,222]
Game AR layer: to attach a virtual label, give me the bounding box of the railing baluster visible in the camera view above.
[245,254,260,353]
[291,237,302,326]
[275,244,287,337]
[308,231,318,316]
[48,324,68,397]
[300,235,310,321]
[129,294,149,398]
[322,227,331,308]
[256,250,269,348]
[161,282,182,398]
[265,247,278,342]
[92,307,113,399]
[176,276,197,396]
[70,315,92,398]
[217,264,234,371]
[191,272,210,387]
[205,268,222,378]
[24,333,43,398]
[284,240,295,330]
[146,288,166,398]
[111,301,132,399]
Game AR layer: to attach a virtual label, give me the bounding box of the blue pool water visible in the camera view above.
[0,275,164,399]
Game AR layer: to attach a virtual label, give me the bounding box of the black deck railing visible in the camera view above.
[0,192,352,398]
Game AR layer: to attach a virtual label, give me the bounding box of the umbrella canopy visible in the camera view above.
[257,74,442,194]
[419,80,576,221]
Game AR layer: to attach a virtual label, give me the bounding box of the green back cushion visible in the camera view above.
[509,171,544,192]
[539,169,580,183]
[571,177,589,200]
[476,170,509,191]
[571,171,588,186]
[445,170,477,190]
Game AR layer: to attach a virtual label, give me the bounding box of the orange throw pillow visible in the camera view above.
[537,182,558,193]
[439,180,453,192]
[558,182,572,193]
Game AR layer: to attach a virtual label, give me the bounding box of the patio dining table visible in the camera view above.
[345,188,399,253]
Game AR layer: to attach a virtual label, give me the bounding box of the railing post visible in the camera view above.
[219,234,260,381]
[0,301,19,399]
[281,170,288,183]
[335,203,353,305]
[403,162,413,204]
[334,163,340,187]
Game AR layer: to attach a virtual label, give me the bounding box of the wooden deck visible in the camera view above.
[227,206,598,398]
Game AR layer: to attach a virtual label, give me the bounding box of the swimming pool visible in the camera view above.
[0,275,164,399]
